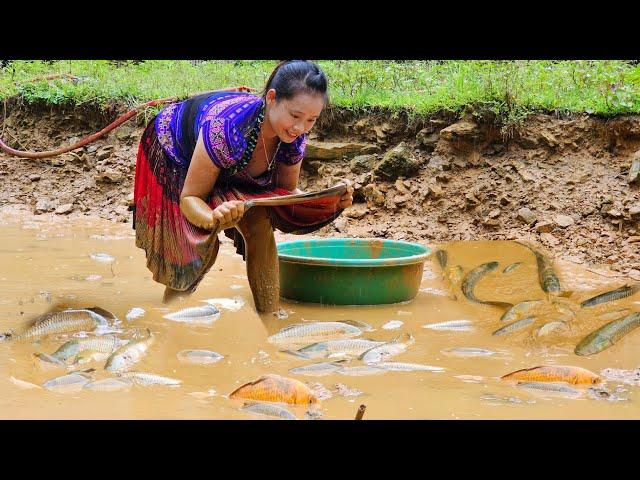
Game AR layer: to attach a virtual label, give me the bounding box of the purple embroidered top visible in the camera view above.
[154,91,307,185]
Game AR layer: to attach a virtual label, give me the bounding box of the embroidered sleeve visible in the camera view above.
[201,117,247,170]
[277,134,307,166]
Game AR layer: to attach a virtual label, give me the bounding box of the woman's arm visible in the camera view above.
[180,130,244,230]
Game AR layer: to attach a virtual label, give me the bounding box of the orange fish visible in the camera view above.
[501,365,601,385]
[229,374,318,405]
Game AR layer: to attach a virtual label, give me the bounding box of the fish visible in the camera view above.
[461,262,513,309]
[240,402,298,420]
[382,320,404,330]
[289,361,346,377]
[500,300,543,322]
[595,309,631,322]
[177,349,224,365]
[6,307,113,341]
[441,347,498,358]
[359,333,414,364]
[492,316,536,336]
[521,244,562,294]
[125,307,146,321]
[90,253,115,263]
[575,312,640,356]
[580,284,640,308]
[118,372,182,386]
[423,320,474,331]
[337,365,386,376]
[42,371,93,392]
[162,305,220,324]
[536,321,569,337]
[434,249,448,269]
[9,376,41,390]
[515,381,582,397]
[202,296,246,312]
[292,339,386,359]
[445,265,464,284]
[338,319,375,332]
[552,302,577,319]
[501,365,601,384]
[83,378,133,392]
[229,374,318,405]
[372,362,445,372]
[36,336,126,365]
[104,329,154,372]
[267,322,363,345]
[503,262,523,273]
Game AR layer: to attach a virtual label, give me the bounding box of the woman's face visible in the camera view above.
[265,89,325,143]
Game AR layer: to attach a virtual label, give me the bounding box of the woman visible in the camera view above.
[133,60,353,314]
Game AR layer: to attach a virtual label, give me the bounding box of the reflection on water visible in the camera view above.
[0,212,639,419]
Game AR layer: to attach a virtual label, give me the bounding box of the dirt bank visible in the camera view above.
[1,99,639,278]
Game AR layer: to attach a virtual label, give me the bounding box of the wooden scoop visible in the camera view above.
[213,183,347,233]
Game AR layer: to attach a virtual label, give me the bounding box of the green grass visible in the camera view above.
[1,60,640,124]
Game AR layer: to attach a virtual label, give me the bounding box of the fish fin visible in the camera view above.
[86,307,118,321]
[339,319,375,331]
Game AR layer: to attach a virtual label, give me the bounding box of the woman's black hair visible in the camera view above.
[262,60,328,103]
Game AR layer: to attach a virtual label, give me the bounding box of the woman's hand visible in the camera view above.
[212,200,246,228]
[338,180,354,209]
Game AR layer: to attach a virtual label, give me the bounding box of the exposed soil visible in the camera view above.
[1,99,639,278]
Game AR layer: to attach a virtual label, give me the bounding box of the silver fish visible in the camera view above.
[500,300,543,322]
[423,320,474,331]
[118,372,182,386]
[177,349,224,364]
[441,347,498,358]
[359,333,414,364]
[202,296,246,312]
[536,321,569,337]
[37,336,126,364]
[268,322,362,345]
[293,339,386,359]
[240,402,297,420]
[289,361,345,377]
[9,308,112,341]
[372,362,445,372]
[492,316,536,336]
[595,309,631,322]
[42,371,93,392]
[104,330,154,372]
[516,381,582,397]
[125,307,146,321]
[337,365,386,376]
[84,378,133,392]
[90,253,115,263]
[162,305,220,324]
[580,284,640,308]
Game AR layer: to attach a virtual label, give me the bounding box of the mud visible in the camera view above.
[1,100,639,278]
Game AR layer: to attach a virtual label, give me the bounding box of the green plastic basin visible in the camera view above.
[277,238,431,305]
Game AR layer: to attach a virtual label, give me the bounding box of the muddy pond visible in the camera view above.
[1,211,639,420]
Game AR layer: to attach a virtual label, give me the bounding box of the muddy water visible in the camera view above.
[1,212,640,419]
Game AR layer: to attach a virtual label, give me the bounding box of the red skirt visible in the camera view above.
[133,121,343,292]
